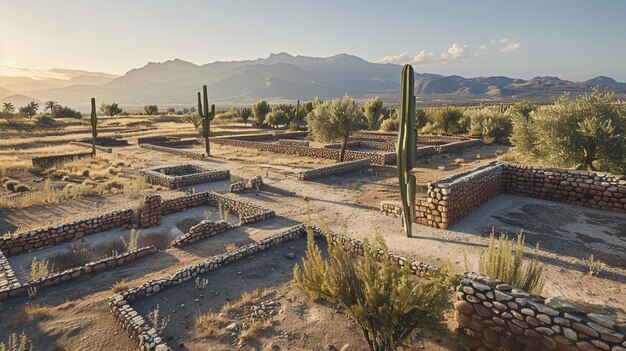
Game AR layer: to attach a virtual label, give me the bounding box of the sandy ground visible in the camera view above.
[0,139,624,350]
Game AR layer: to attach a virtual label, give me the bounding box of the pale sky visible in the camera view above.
[1,0,625,81]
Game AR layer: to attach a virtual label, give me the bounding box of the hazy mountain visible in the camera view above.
[0,94,44,107]
[0,87,16,100]
[1,53,624,110]
[0,69,119,95]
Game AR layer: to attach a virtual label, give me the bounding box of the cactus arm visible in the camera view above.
[397,65,416,237]
[197,92,204,118]
[90,98,97,156]
[201,85,211,156]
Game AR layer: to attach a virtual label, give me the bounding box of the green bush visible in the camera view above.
[379,117,399,132]
[511,89,625,172]
[479,229,544,294]
[468,108,512,144]
[294,229,453,351]
[430,107,463,135]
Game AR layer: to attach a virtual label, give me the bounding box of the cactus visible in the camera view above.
[90,98,97,156]
[397,65,417,237]
[197,85,215,156]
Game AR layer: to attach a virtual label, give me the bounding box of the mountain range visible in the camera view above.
[1,53,625,110]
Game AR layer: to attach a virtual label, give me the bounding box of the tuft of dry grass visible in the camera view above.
[239,318,272,341]
[111,278,131,293]
[27,257,54,282]
[224,243,239,253]
[453,157,465,164]
[194,313,230,338]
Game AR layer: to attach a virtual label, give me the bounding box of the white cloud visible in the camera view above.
[412,50,434,64]
[376,52,411,64]
[440,43,468,62]
[499,38,510,44]
[479,44,486,50]
[500,41,521,53]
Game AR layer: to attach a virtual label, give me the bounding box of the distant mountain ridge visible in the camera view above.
[1,53,624,109]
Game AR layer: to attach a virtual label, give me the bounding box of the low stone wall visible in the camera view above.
[0,246,157,301]
[455,272,626,351]
[79,136,129,147]
[381,161,624,229]
[0,250,19,292]
[277,139,310,147]
[229,180,245,193]
[139,164,229,189]
[503,164,625,212]
[138,195,162,228]
[161,192,212,215]
[297,159,370,180]
[212,137,395,165]
[247,175,263,190]
[69,141,113,153]
[31,152,93,168]
[170,220,232,247]
[139,144,206,160]
[107,225,437,351]
[415,139,484,158]
[0,209,135,256]
[157,139,200,147]
[137,136,180,145]
[207,192,275,224]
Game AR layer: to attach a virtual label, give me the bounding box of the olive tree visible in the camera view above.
[512,89,625,172]
[431,107,463,135]
[307,95,363,162]
[363,97,385,130]
[252,100,270,128]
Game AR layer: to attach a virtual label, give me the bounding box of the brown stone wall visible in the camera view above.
[455,272,626,351]
[69,141,113,153]
[139,163,230,189]
[170,220,232,247]
[0,209,135,256]
[31,152,93,168]
[139,144,206,159]
[297,159,370,180]
[138,194,162,228]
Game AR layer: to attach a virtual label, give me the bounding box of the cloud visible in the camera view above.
[500,41,521,53]
[499,38,510,44]
[479,44,486,50]
[440,43,468,62]
[412,50,434,64]
[376,52,411,64]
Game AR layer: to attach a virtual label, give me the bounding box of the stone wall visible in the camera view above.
[107,225,437,351]
[277,139,310,147]
[212,137,396,165]
[69,141,113,153]
[79,136,129,147]
[247,175,263,190]
[207,192,275,224]
[0,209,135,256]
[139,164,230,189]
[31,152,93,168]
[138,195,162,228]
[415,139,484,158]
[137,136,180,145]
[0,246,157,301]
[170,220,232,247]
[455,272,626,351]
[503,164,625,212]
[297,159,370,180]
[381,161,624,230]
[0,250,19,292]
[139,144,206,160]
[229,180,245,193]
[161,192,212,215]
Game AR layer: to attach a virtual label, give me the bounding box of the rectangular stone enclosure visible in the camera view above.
[140,163,229,189]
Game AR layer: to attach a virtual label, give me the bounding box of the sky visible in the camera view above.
[1,0,625,81]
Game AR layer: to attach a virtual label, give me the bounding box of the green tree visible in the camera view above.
[509,101,537,121]
[415,108,429,129]
[267,110,289,128]
[144,105,159,115]
[183,113,202,131]
[252,100,270,129]
[512,89,625,172]
[307,95,363,162]
[19,101,39,118]
[363,97,385,130]
[431,107,463,135]
[239,107,252,126]
[100,102,123,117]
[468,108,513,144]
[2,102,15,114]
[44,100,60,117]
[294,230,453,351]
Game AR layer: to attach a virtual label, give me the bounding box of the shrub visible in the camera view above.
[468,108,512,144]
[111,278,131,293]
[55,106,82,118]
[147,305,170,334]
[121,228,141,252]
[27,257,54,282]
[36,115,56,125]
[379,117,399,132]
[431,107,463,135]
[583,254,604,277]
[144,105,159,115]
[511,89,625,173]
[4,180,20,191]
[0,331,34,351]
[293,229,453,351]
[266,110,288,128]
[478,229,544,294]
[15,184,30,193]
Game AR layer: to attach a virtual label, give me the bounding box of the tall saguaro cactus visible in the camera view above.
[90,98,98,156]
[397,65,417,237]
[197,85,215,157]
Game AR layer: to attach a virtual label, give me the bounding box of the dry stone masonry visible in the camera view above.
[229,180,245,193]
[297,159,370,180]
[139,144,206,160]
[455,272,626,351]
[139,163,229,189]
[138,195,163,227]
[69,141,113,153]
[0,250,19,293]
[382,161,625,229]
[31,152,93,168]
[230,176,263,193]
[0,209,135,256]
[170,220,232,247]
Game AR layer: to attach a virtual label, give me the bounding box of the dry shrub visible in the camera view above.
[224,243,239,253]
[121,228,141,252]
[239,318,272,341]
[0,331,34,351]
[14,184,30,192]
[479,229,544,294]
[453,158,465,165]
[293,229,454,351]
[194,313,230,338]
[27,257,54,282]
[140,233,170,250]
[4,180,19,191]
[51,240,95,271]
[111,278,131,293]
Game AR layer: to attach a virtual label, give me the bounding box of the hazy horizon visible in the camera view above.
[1,0,626,81]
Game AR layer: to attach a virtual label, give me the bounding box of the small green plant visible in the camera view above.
[346,182,359,190]
[147,304,170,334]
[121,228,141,252]
[583,254,604,276]
[0,332,34,351]
[195,277,209,290]
[479,229,544,294]
[27,286,38,299]
[27,257,53,282]
[293,228,453,351]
